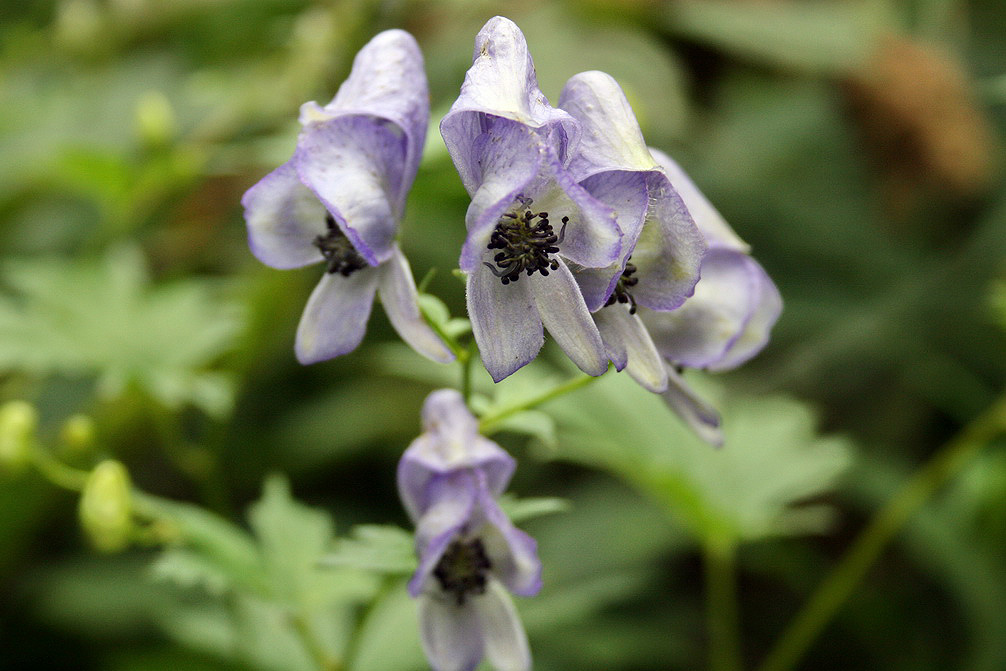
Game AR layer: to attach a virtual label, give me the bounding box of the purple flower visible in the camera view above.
[640,150,783,445]
[441,17,627,382]
[557,71,709,393]
[398,389,541,671]
[241,30,453,365]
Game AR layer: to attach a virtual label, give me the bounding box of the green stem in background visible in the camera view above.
[757,394,1006,671]
[291,611,343,671]
[30,447,89,492]
[342,577,399,671]
[705,534,743,671]
[460,343,475,405]
[478,369,605,434]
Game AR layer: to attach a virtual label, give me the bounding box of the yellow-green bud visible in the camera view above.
[79,460,133,553]
[0,401,38,473]
[59,414,97,455]
[135,90,176,148]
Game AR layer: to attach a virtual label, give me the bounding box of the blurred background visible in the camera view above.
[1,0,1005,670]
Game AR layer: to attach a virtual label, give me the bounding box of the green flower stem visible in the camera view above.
[704,533,743,671]
[291,611,343,671]
[757,393,1006,671]
[30,447,88,492]
[478,369,605,434]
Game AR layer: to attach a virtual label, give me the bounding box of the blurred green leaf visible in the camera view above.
[319,524,416,576]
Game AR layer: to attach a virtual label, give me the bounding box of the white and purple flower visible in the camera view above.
[398,389,541,671]
[242,30,453,365]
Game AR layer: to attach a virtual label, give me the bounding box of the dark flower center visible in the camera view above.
[314,213,368,276]
[483,196,568,285]
[433,538,492,606]
[604,260,639,314]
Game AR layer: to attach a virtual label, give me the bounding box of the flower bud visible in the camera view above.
[135,90,175,148]
[0,401,38,473]
[79,460,133,553]
[59,414,97,455]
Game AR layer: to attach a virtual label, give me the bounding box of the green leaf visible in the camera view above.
[318,525,417,576]
[497,494,570,523]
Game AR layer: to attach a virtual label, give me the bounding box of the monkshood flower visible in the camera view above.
[242,30,453,365]
[640,149,783,445]
[557,71,708,393]
[441,16,629,382]
[398,389,541,671]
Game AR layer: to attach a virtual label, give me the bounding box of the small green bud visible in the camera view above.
[59,414,97,455]
[79,460,133,553]
[0,401,38,473]
[135,90,176,147]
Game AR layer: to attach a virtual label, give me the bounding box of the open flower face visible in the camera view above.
[441,17,625,382]
[398,390,541,671]
[242,30,453,365]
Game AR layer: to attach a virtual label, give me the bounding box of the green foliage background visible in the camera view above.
[1,1,1005,670]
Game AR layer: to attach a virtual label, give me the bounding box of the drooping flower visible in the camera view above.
[398,389,541,671]
[557,71,708,393]
[640,149,783,445]
[242,30,453,365]
[441,16,633,382]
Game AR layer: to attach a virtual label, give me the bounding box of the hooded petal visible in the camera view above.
[708,256,782,371]
[467,265,544,383]
[475,580,533,671]
[409,471,480,596]
[441,16,578,193]
[531,262,609,377]
[242,161,326,269]
[476,490,542,597]
[418,594,484,671]
[377,246,455,364]
[594,307,668,392]
[662,365,724,447]
[294,266,379,364]
[294,115,404,265]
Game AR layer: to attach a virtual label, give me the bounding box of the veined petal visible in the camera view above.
[595,307,668,392]
[709,257,782,371]
[476,490,542,597]
[294,267,379,364]
[475,580,533,671]
[531,262,608,377]
[242,161,325,269]
[294,115,404,265]
[559,71,657,181]
[650,148,749,253]
[409,471,480,596]
[467,265,543,383]
[662,365,724,447]
[377,246,454,364]
[418,594,484,671]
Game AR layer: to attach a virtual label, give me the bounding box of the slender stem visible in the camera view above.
[478,369,605,434]
[460,344,474,406]
[30,448,89,492]
[291,611,343,671]
[342,577,398,671]
[705,534,743,671]
[757,394,1006,671]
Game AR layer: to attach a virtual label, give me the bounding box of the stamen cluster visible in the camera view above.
[484,198,568,285]
[433,538,493,605]
[313,214,368,276]
[605,261,639,314]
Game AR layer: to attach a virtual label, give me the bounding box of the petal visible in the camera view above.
[467,265,544,383]
[629,172,707,312]
[710,257,782,371]
[323,29,428,206]
[662,365,724,447]
[441,16,578,193]
[377,246,455,364]
[530,262,609,377]
[559,71,657,181]
[418,594,484,671]
[294,266,378,364]
[650,148,749,253]
[241,161,325,269]
[476,491,542,597]
[409,471,480,596]
[474,580,533,671]
[294,115,403,264]
[594,307,668,392]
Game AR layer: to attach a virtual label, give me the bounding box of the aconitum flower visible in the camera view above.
[398,389,541,671]
[640,149,783,445]
[242,30,453,365]
[441,16,630,382]
[557,71,708,393]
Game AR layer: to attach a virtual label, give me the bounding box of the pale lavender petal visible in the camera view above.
[650,148,749,253]
[441,16,577,193]
[467,265,543,383]
[662,365,724,447]
[242,161,326,269]
[477,489,542,597]
[418,594,484,671]
[475,580,533,671]
[629,172,706,311]
[409,471,479,596]
[377,246,454,364]
[709,257,782,371]
[294,266,379,364]
[594,307,668,392]
[530,262,608,377]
